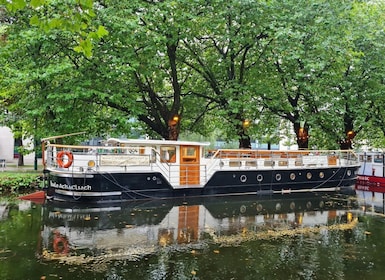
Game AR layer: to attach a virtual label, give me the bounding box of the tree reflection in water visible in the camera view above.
[4,192,385,279]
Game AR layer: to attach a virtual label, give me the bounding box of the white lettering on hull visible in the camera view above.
[50,181,92,191]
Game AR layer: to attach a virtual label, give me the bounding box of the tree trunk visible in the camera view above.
[14,138,24,166]
[339,139,352,150]
[167,115,180,141]
[339,130,355,150]
[294,122,309,149]
[238,124,251,149]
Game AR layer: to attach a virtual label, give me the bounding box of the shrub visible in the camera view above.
[0,172,42,194]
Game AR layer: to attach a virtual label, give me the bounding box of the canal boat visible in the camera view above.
[355,151,385,193]
[42,135,360,203]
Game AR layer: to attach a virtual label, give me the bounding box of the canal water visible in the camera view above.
[1,192,385,280]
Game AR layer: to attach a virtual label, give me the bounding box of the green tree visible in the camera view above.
[256,0,357,149]
[0,0,107,57]
[0,4,121,145]
[2,0,385,150]
[180,0,271,148]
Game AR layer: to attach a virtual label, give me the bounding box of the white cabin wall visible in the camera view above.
[359,161,384,177]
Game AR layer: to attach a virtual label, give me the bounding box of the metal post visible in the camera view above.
[34,118,37,170]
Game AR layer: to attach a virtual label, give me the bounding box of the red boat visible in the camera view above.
[356,152,385,193]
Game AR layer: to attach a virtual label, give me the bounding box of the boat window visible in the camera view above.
[160,146,176,163]
[366,155,372,163]
[374,155,383,163]
[359,155,372,163]
[359,155,364,162]
[183,147,196,157]
[112,143,122,154]
[181,146,198,163]
[147,146,156,163]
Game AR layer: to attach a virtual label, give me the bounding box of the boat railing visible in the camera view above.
[205,149,359,176]
[44,144,157,171]
[152,154,173,181]
[44,143,181,184]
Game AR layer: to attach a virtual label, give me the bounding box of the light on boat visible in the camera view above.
[88,160,96,168]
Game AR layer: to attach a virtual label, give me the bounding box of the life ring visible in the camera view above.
[53,231,69,255]
[57,151,73,168]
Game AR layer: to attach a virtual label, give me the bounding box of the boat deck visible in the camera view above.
[44,141,359,189]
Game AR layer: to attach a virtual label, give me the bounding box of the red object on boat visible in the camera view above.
[356,175,385,193]
[19,191,46,204]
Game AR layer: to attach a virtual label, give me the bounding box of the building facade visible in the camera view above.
[0,126,35,163]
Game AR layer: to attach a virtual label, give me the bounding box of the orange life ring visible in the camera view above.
[53,232,69,255]
[56,151,73,168]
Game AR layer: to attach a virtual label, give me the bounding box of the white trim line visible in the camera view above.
[55,189,122,197]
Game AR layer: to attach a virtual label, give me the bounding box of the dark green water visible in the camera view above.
[1,193,384,280]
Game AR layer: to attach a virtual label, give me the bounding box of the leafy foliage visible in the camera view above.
[0,172,41,193]
[1,0,385,148]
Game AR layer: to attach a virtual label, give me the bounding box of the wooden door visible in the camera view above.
[177,205,199,243]
[180,145,200,185]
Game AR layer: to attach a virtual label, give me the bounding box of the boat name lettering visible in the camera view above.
[50,181,92,191]
[357,176,369,181]
[355,184,369,191]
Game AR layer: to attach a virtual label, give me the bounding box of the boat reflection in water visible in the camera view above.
[39,193,358,264]
[356,190,385,214]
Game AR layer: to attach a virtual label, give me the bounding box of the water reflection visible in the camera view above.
[356,190,385,214]
[39,193,358,265]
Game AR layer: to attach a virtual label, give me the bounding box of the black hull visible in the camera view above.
[46,167,358,203]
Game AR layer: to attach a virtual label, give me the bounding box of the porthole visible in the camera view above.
[257,174,263,182]
[306,172,312,179]
[290,173,296,180]
[256,204,263,211]
[290,202,296,210]
[275,173,282,181]
[240,175,247,183]
[275,203,282,211]
[240,205,247,213]
[319,172,324,179]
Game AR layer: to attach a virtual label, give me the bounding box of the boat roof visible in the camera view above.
[357,150,384,154]
[106,138,211,147]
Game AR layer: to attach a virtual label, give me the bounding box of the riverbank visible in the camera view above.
[1,158,43,172]
[0,159,44,195]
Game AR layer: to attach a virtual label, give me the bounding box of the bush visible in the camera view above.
[0,172,42,194]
